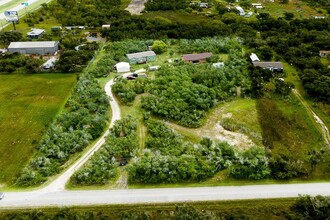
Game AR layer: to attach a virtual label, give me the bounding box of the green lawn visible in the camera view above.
[0,73,76,187]
[141,11,211,24]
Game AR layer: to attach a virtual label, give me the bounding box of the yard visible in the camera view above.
[0,73,76,188]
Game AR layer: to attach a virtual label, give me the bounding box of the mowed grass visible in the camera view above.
[0,73,76,187]
[141,11,211,24]
[260,0,322,18]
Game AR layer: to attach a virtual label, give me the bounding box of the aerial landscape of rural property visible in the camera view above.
[0,0,329,219]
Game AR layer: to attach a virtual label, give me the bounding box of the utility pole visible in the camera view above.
[12,21,16,30]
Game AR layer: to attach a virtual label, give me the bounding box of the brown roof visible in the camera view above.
[252,61,283,69]
[320,50,330,54]
[182,52,212,61]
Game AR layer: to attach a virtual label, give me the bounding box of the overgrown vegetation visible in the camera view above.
[16,72,109,186]
[0,195,328,219]
[128,120,269,184]
[70,116,138,185]
[0,53,43,74]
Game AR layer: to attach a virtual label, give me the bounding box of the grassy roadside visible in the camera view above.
[0,198,298,219]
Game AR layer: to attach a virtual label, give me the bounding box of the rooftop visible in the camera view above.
[27,28,45,36]
[8,41,58,49]
[250,53,260,62]
[126,51,156,59]
[182,52,212,61]
[252,61,283,69]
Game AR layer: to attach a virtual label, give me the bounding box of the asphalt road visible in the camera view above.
[1,183,330,208]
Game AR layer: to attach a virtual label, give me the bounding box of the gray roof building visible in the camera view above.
[8,41,59,55]
[27,28,45,39]
[126,51,156,60]
[252,61,283,72]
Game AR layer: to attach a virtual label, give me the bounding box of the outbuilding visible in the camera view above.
[182,52,212,63]
[102,24,111,29]
[320,50,330,58]
[27,28,45,39]
[8,41,59,55]
[115,62,130,73]
[126,51,156,64]
[250,53,260,62]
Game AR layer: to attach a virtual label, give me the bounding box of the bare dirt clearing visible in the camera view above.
[125,0,147,15]
[167,106,256,151]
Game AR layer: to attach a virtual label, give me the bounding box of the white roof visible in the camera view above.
[8,41,58,49]
[115,62,130,67]
[250,53,260,62]
[236,6,245,15]
[213,62,225,68]
[27,28,45,36]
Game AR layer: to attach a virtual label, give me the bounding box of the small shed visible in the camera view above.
[182,52,212,63]
[102,24,111,29]
[126,51,156,64]
[212,62,225,68]
[27,28,45,39]
[115,62,130,73]
[250,53,260,62]
[149,66,160,71]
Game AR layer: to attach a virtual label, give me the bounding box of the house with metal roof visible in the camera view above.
[182,52,212,63]
[252,61,283,72]
[42,57,57,70]
[8,41,59,55]
[126,51,156,64]
[27,28,45,39]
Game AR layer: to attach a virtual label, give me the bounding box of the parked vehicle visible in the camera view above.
[0,192,4,200]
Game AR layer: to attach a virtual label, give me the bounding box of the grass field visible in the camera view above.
[141,11,211,24]
[0,73,76,187]
[0,198,298,219]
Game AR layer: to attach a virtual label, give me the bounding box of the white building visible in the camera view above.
[115,62,130,73]
[250,53,260,62]
[102,24,111,29]
[42,57,57,70]
[27,28,45,39]
[212,62,225,68]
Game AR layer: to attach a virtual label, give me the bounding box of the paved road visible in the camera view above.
[1,183,330,208]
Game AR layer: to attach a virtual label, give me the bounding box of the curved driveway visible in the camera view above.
[1,75,330,208]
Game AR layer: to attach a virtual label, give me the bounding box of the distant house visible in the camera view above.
[250,53,260,62]
[42,57,57,70]
[27,28,45,39]
[252,61,283,72]
[182,52,212,63]
[126,51,156,64]
[319,50,330,58]
[102,24,111,29]
[251,3,263,8]
[8,41,59,55]
[115,62,130,73]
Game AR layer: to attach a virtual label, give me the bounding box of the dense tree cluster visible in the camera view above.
[0,53,42,74]
[112,77,149,104]
[0,31,22,47]
[16,72,109,186]
[70,116,137,185]
[128,120,269,184]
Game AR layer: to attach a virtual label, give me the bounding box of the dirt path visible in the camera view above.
[293,89,330,147]
[114,168,128,189]
[125,0,147,15]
